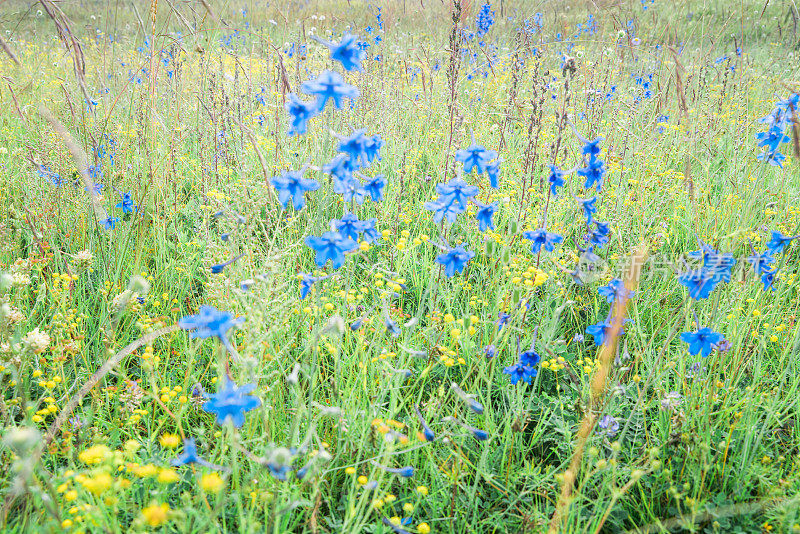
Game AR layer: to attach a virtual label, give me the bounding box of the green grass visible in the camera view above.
[1,1,800,532]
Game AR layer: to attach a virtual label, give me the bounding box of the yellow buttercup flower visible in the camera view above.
[140,502,170,527]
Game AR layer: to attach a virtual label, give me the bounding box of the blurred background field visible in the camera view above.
[1,0,800,532]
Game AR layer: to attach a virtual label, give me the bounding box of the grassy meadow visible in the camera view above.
[1,0,800,532]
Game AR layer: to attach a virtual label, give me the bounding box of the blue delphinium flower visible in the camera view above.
[689,243,736,282]
[523,228,563,253]
[210,253,244,274]
[745,250,774,275]
[577,196,598,224]
[178,305,244,353]
[455,141,498,174]
[415,406,435,442]
[266,448,296,481]
[678,269,721,300]
[424,198,464,224]
[372,461,414,478]
[333,212,367,241]
[271,169,320,210]
[324,153,357,182]
[171,438,207,467]
[311,33,365,71]
[285,93,318,135]
[547,164,567,196]
[757,149,786,168]
[202,377,261,428]
[356,175,386,203]
[486,158,502,187]
[436,244,475,277]
[473,200,498,232]
[101,216,119,230]
[761,269,777,291]
[503,362,536,385]
[305,231,358,269]
[337,129,372,167]
[578,157,606,191]
[598,278,633,304]
[597,415,619,437]
[765,230,798,255]
[497,311,511,331]
[756,124,790,152]
[359,218,379,243]
[585,318,625,346]
[680,327,724,358]
[299,273,325,300]
[363,134,383,164]
[436,178,479,210]
[503,341,540,385]
[582,137,603,159]
[589,220,611,247]
[300,70,358,111]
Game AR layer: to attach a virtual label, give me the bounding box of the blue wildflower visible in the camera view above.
[766,230,798,255]
[356,174,386,203]
[210,253,244,274]
[757,149,786,168]
[435,244,475,277]
[745,250,774,275]
[333,212,367,241]
[436,177,479,210]
[503,362,536,385]
[178,305,244,353]
[678,269,722,300]
[304,231,358,269]
[761,269,777,291]
[578,157,606,191]
[171,438,207,467]
[284,93,318,135]
[597,415,619,437]
[486,158,502,187]
[300,70,358,111]
[589,220,611,247]
[202,377,261,428]
[116,192,135,213]
[585,318,625,346]
[577,196,598,224]
[450,382,484,414]
[271,169,320,210]
[101,216,119,230]
[415,405,435,442]
[598,278,633,304]
[680,327,724,358]
[455,141,497,174]
[473,200,498,231]
[311,33,365,71]
[497,311,510,331]
[423,198,464,224]
[547,164,568,196]
[523,228,563,253]
[756,125,790,152]
[337,129,372,167]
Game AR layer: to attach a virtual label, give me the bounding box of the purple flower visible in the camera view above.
[597,415,619,437]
